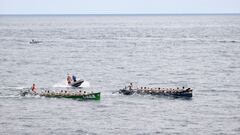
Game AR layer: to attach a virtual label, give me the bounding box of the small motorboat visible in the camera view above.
[29,39,42,44]
[70,79,84,87]
[118,85,193,98]
[20,89,101,100]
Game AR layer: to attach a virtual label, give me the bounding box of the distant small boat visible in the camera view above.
[70,79,84,87]
[29,39,42,44]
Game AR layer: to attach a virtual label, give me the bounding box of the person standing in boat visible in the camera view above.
[72,75,77,82]
[31,83,36,93]
[67,74,72,85]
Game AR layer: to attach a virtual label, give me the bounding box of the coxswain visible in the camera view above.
[31,83,36,93]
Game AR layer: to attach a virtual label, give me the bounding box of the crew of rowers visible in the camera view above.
[39,90,93,96]
[30,83,92,96]
[126,83,192,93]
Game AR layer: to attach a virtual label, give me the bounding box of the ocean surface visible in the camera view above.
[0,15,240,135]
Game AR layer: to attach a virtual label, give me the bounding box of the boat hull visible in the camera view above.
[29,41,42,44]
[119,88,192,98]
[20,90,101,100]
[43,92,101,100]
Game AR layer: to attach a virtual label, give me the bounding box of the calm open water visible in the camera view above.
[0,15,240,135]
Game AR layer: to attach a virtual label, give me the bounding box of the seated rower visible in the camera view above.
[40,90,44,96]
[77,90,82,95]
[44,90,47,95]
[128,83,133,90]
[51,91,55,96]
[46,91,50,96]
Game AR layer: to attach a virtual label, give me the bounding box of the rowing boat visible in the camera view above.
[20,90,101,100]
[29,40,42,44]
[42,92,101,100]
[119,86,193,97]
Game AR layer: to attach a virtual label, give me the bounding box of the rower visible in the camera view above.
[128,83,133,90]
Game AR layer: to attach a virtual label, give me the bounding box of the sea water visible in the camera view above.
[0,15,240,134]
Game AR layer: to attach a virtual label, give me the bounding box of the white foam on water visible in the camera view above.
[53,79,70,87]
[0,95,19,98]
[80,81,90,88]
[15,86,28,90]
[0,86,29,90]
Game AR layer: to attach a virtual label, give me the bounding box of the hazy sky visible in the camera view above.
[1,0,240,14]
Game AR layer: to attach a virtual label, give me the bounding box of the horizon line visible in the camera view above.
[0,13,240,16]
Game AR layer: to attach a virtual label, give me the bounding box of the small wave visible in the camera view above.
[0,58,8,62]
[80,81,90,87]
[16,94,42,99]
[15,86,29,90]
[53,84,69,88]
[0,86,28,90]
[53,79,69,87]
[0,94,19,98]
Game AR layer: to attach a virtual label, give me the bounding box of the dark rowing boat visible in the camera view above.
[119,86,193,97]
[29,39,42,44]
